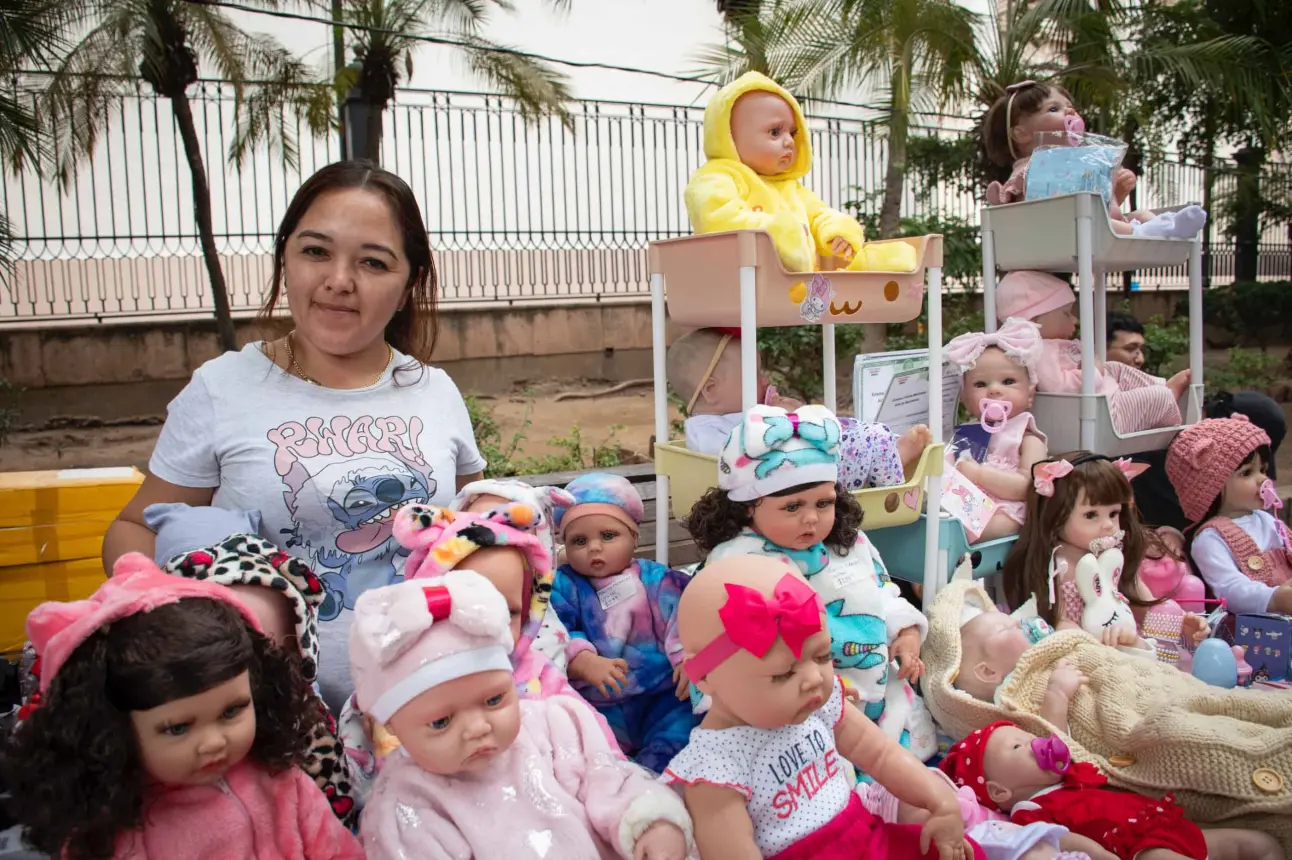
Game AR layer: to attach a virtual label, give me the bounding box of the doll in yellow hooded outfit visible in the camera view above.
[686,72,917,273]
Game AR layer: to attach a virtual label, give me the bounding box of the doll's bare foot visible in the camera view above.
[1110,219,1135,236]
[1166,369,1191,401]
[898,424,932,478]
[1201,828,1285,860]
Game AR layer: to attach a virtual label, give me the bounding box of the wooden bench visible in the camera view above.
[517,463,702,567]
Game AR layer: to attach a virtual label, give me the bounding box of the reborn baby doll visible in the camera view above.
[549,472,698,773]
[685,71,917,273]
[940,721,1283,860]
[351,571,693,860]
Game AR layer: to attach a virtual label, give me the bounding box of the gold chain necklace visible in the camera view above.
[284,332,393,389]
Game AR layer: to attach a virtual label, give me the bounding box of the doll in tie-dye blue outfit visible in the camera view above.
[549,473,700,773]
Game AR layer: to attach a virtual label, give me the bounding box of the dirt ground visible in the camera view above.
[1,378,1289,480]
[0,379,682,474]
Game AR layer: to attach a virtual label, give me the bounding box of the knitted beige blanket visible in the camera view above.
[923,579,1292,847]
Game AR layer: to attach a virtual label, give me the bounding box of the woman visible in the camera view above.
[103,161,486,711]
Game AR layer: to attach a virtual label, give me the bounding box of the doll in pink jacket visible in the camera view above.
[351,570,694,860]
[995,271,1189,435]
[2,555,363,860]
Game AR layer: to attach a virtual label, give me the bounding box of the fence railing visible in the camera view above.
[2,82,1289,325]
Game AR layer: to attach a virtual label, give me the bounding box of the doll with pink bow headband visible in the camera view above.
[666,554,984,860]
[3,555,364,860]
[943,319,1050,541]
[1002,453,1210,651]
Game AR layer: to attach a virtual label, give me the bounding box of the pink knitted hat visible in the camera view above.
[27,553,261,694]
[1166,415,1271,523]
[995,271,1075,323]
[349,570,514,723]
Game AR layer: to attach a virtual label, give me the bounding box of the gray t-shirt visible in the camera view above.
[149,343,486,711]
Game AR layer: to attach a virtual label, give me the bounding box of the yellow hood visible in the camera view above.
[702,71,812,182]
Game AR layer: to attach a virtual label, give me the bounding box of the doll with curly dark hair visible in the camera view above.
[2,555,364,860]
[681,405,938,764]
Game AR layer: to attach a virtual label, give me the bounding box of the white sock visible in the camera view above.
[1168,204,1207,237]
[1131,205,1208,239]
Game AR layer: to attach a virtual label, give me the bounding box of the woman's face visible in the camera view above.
[283,187,413,357]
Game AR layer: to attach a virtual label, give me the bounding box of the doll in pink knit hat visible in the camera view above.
[1167,416,1292,616]
[943,318,1050,541]
[994,271,1189,435]
[350,571,693,860]
[3,555,363,860]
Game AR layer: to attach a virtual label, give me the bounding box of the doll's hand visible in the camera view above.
[633,821,687,860]
[843,682,863,704]
[919,802,971,860]
[891,626,924,683]
[955,458,981,483]
[769,393,805,411]
[1181,613,1210,644]
[1113,168,1137,205]
[830,236,855,260]
[1046,658,1087,701]
[570,652,630,696]
[1270,584,1292,614]
[1099,625,1139,648]
[672,663,690,700]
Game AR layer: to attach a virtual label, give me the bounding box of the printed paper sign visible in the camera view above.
[853,349,959,440]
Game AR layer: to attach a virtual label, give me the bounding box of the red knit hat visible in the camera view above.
[938,720,1015,809]
[1165,416,1270,524]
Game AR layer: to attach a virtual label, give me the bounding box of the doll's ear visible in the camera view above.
[973,660,1002,687]
[985,781,1013,809]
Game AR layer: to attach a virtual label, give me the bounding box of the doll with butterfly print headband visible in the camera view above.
[1001,453,1209,652]
[684,404,938,764]
[665,554,982,860]
[981,80,1206,239]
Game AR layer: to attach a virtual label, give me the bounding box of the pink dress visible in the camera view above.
[113,762,363,860]
[973,412,1046,527]
[1034,341,1182,434]
[665,678,985,860]
[360,695,692,860]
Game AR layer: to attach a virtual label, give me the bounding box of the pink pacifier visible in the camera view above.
[978,398,1012,434]
[1064,112,1086,145]
[1260,478,1283,512]
[1030,734,1071,774]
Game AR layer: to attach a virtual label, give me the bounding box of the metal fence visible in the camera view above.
[2,81,1289,325]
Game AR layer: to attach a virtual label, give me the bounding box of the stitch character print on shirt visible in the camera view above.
[268,415,436,620]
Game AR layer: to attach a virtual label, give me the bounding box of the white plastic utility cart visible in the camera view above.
[980,192,1204,456]
[648,228,967,604]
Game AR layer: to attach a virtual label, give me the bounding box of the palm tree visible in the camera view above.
[39,0,330,352]
[334,0,574,163]
[0,0,74,283]
[699,0,979,239]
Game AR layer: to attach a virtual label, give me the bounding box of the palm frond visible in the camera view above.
[457,33,574,129]
[226,33,333,168]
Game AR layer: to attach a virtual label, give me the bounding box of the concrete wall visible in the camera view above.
[2,290,1186,422]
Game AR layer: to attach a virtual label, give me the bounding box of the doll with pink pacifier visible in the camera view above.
[942,319,1050,542]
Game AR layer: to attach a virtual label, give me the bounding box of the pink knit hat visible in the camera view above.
[27,553,261,694]
[1166,415,1271,523]
[995,271,1075,323]
[349,570,515,723]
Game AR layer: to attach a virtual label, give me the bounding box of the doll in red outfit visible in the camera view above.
[939,721,1282,860]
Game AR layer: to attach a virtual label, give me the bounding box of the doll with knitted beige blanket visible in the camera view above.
[920,571,1292,850]
[685,71,917,273]
[1001,453,1209,653]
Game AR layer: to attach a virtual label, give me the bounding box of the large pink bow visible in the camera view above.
[684,574,824,681]
[1112,458,1149,482]
[945,318,1044,383]
[1033,459,1074,497]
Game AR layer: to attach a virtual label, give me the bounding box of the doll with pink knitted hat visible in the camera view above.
[939,721,1283,860]
[943,318,1050,541]
[1167,416,1292,616]
[993,271,1188,435]
[350,570,693,860]
[3,556,363,860]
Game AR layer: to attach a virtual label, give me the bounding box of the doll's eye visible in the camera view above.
[161,722,191,737]
[771,668,796,682]
[1003,377,1017,386]
[220,702,249,720]
[485,694,505,707]
[601,531,617,542]
[570,536,586,547]
[430,716,452,730]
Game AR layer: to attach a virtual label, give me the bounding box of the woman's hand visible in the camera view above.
[672,663,690,700]
[634,822,687,860]
[890,626,924,683]
[569,652,629,696]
